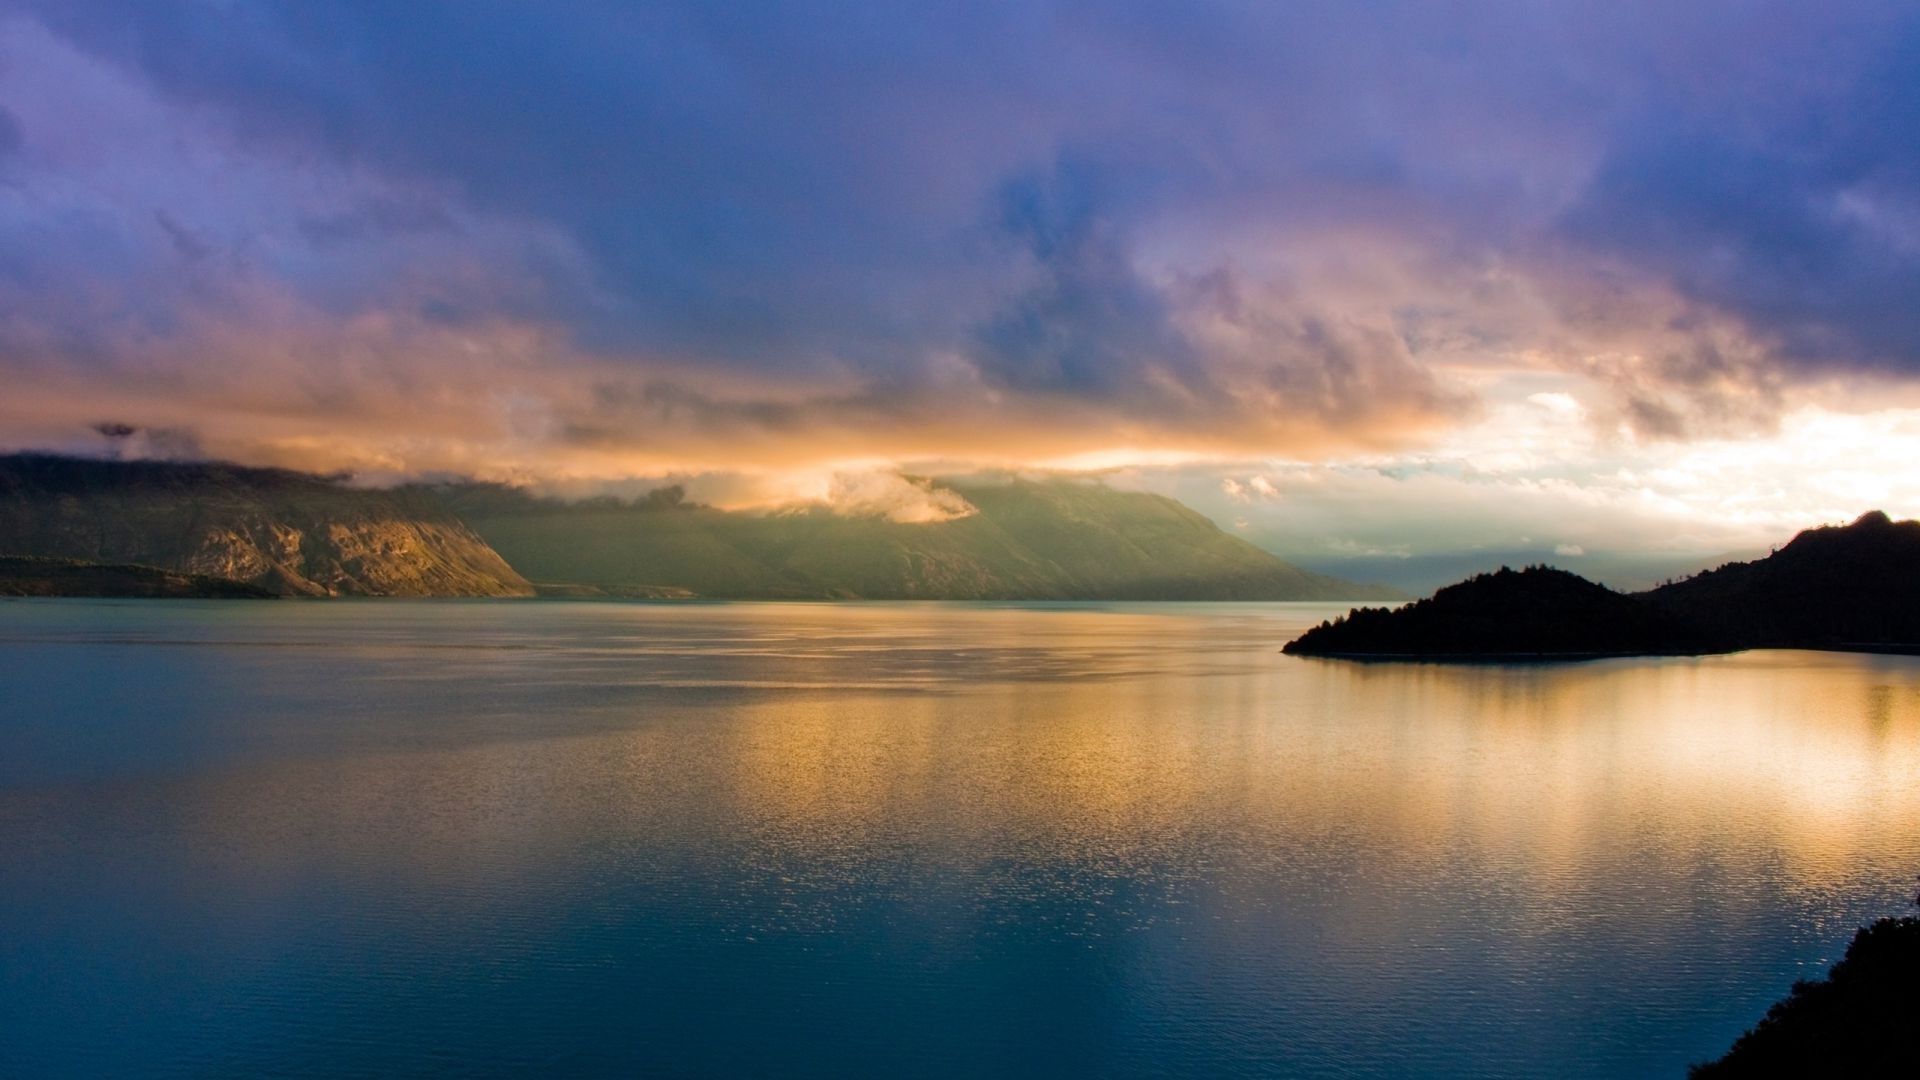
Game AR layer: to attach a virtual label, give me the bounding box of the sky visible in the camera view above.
[2,1,1920,579]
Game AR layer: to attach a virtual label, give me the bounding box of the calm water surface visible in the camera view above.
[3,599,1918,1077]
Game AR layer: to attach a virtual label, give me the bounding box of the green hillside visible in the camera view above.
[443,477,1396,601]
[0,456,1396,600]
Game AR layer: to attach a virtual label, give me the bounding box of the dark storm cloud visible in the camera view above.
[2,0,1920,470]
[0,103,21,159]
[977,165,1204,400]
[1562,43,1920,371]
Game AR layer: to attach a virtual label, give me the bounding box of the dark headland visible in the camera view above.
[1285,511,1920,660]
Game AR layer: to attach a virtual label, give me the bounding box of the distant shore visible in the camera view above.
[0,556,275,599]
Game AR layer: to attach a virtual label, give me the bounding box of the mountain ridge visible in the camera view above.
[0,454,533,597]
[1284,511,1920,659]
[442,476,1400,601]
[0,454,1398,600]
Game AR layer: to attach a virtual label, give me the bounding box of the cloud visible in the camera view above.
[0,102,20,159]
[509,466,977,524]
[88,421,203,461]
[1118,396,1920,572]
[821,473,977,524]
[1560,60,1920,375]
[0,1,1918,481]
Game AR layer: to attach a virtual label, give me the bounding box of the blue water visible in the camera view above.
[3,599,1918,1077]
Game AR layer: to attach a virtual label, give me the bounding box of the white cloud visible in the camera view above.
[822,472,977,523]
[1527,392,1583,417]
[1110,389,1920,564]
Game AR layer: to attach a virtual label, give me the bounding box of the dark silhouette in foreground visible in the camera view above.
[1691,889,1920,1077]
[1285,511,1920,660]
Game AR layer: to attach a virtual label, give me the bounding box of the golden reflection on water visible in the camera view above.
[8,601,1920,1076]
[76,604,1916,909]
[700,622,1920,918]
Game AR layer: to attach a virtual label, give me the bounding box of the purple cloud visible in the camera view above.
[0,0,1917,472]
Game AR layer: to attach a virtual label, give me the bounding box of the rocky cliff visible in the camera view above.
[0,455,532,597]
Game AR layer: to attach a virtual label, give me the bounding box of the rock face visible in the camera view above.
[0,455,1400,601]
[0,455,532,597]
[443,476,1401,601]
[1285,511,1920,660]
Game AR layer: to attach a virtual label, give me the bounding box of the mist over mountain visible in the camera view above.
[444,477,1399,601]
[0,455,1396,601]
[1285,511,1920,659]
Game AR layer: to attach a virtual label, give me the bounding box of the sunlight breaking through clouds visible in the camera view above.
[2,2,1920,561]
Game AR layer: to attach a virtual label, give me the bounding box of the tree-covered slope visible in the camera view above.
[1283,566,1714,658]
[1648,511,1920,649]
[1691,911,1920,1077]
[1285,511,1920,659]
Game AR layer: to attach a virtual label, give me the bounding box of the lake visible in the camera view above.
[2,599,1918,1077]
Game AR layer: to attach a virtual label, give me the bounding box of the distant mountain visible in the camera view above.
[443,477,1401,601]
[1285,512,1920,659]
[1292,547,1761,595]
[0,555,277,598]
[0,455,1396,601]
[0,455,532,596]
